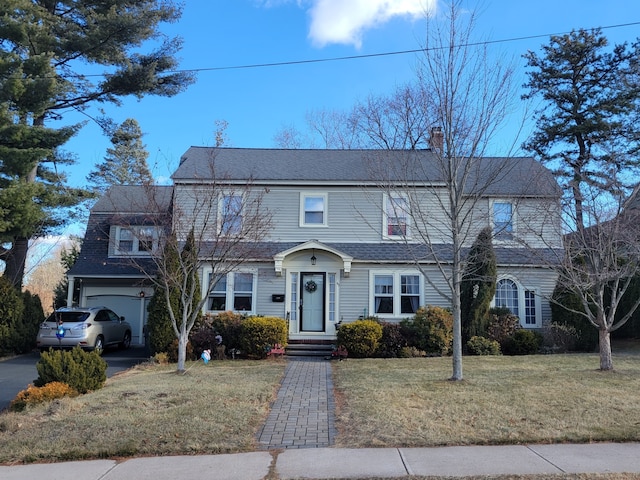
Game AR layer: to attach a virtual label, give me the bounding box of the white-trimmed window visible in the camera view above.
[219,193,243,235]
[370,271,422,317]
[493,276,540,327]
[114,226,158,255]
[207,271,256,313]
[492,201,514,239]
[384,193,410,238]
[300,193,327,227]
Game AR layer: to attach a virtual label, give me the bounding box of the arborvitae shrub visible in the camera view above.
[502,329,543,355]
[376,322,407,358]
[10,382,78,412]
[401,306,453,356]
[466,336,501,355]
[336,319,382,358]
[17,290,45,353]
[0,276,25,356]
[240,316,288,358]
[35,347,107,393]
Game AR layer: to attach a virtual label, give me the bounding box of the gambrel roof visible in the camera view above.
[173,147,561,198]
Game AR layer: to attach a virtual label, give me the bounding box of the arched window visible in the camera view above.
[493,277,540,327]
[495,278,519,317]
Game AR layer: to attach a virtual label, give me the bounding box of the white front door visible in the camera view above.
[300,273,325,332]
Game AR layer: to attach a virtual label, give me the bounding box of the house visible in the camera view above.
[67,148,563,346]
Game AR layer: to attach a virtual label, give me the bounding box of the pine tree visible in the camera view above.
[0,1,194,288]
[87,118,153,192]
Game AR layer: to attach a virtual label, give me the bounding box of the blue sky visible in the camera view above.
[59,0,640,188]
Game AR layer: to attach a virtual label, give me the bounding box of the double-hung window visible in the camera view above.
[220,193,243,235]
[385,194,410,238]
[114,226,158,255]
[207,271,256,313]
[371,271,422,317]
[300,193,327,227]
[493,201,514,239]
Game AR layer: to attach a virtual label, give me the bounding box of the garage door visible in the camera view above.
[85,295,147,346]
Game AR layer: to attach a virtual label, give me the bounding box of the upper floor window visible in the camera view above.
[493,201,514,239]
[384,194,410,238]
[370,271,422,317]
[114,226,158,256]
[300,193,327,227]
[219,193,243,235]
[207,271,256,314]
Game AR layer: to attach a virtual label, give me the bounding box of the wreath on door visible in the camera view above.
[305,280,318,293]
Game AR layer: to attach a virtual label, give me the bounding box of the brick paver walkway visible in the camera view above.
[257,358,336,449]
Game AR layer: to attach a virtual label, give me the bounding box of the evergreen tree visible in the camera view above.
[87,118,153,192]
[461,227,497,344]
[53,241,81,308]
[0,0,194,288]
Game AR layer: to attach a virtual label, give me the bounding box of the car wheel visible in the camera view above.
[120,331,131,350]
[94,335,105,355]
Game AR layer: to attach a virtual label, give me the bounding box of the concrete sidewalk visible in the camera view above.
[3,443,640,479]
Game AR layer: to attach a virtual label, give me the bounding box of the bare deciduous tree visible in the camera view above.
[106,152,272,372]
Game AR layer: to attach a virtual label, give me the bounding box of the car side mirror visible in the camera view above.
[120,316,125,321]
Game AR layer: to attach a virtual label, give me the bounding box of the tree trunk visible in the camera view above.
[598,328,613,371]
[2,237,29,289]
[177,332,188,373]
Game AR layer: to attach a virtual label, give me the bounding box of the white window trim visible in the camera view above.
[203,268,258,315]
[113,226,159,257]
[490,199,516,242]
[299,192,328,227]
[491,275,541,328]
[369,270,423,319]
[383,193,411,240]
[218,192,244,236]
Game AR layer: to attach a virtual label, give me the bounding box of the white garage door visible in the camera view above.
[85,295,147,346]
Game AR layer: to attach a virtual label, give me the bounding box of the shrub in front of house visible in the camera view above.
[240,316,288,358]
[35,347,107,393]
[541,322,578,353]
[401,306,453,356]
[168,339,195,363]
[466,336,501,355]
[487,307,520,349]
[501,329,543,355]
[337,319,383,358]
[10,382,78,412]
[376,322,407,358]
[205,311,245,353]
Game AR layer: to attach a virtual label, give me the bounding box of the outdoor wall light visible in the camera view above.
[310,249,317,265]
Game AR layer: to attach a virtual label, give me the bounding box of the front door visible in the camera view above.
[300,273,325,332]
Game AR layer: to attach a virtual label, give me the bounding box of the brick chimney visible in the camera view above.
[430,126,443,151]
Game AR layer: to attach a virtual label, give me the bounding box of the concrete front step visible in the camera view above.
[285,343,335,357]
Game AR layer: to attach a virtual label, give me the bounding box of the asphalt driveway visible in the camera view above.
[0,346,149,412]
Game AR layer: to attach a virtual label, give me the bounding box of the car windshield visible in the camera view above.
[46,312,91,323]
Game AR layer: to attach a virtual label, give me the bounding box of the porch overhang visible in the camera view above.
[273,240,353,277]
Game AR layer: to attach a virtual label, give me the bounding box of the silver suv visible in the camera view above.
[36,306,132,354]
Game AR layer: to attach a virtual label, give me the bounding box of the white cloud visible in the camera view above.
[306,0,434,48]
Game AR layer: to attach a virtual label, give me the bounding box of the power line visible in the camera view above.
[2,21,640,80]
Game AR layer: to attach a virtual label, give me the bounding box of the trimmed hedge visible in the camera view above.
[466,336,501,355]
[239,316,288,358]
[401,306,453,356]
[337,319,382,358]
[35,347,107,393]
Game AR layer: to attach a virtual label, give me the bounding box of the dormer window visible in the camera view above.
[114,226,158,256]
